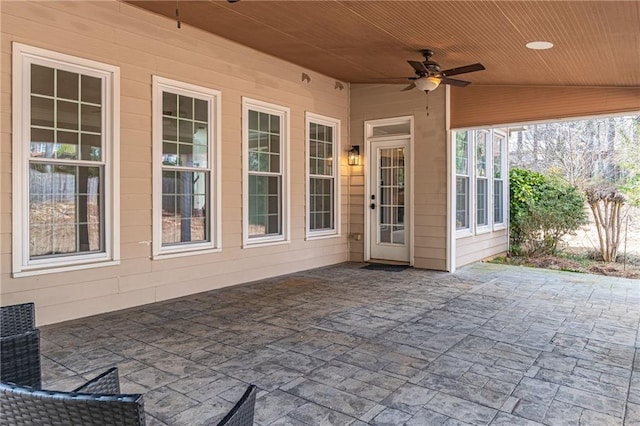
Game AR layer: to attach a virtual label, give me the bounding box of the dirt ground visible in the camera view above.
[507,206,640,279]
[564,205,640,257]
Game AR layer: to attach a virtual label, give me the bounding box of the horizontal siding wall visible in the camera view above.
[451,85,640,128]
[350,85,448,271]
[0,1,349,325]
[456,229,508,268]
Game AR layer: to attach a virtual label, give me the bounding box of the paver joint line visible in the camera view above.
[39,263,639,425]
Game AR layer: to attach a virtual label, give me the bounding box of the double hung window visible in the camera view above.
[243,99,289,246]
[454,128,507,236]
[493,133,506,226]
[476,131,489,228]
[12,44,119,276]
[455,132,470,231]
[306,113,340,238]
[152,77,221,257]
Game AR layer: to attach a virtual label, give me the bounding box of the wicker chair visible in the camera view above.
[1,303,255,425]
[0,367,146,425]
[217,384,257,426]
[0,302,41,388]
[1,372,255,426]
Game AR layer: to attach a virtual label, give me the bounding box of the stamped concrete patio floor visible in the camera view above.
[40,262,640,425]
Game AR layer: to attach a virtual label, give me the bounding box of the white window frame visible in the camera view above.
[305,112,341,239]
[454,128,511,239]
[475,130,491,233]
[492,131,507,230]
[152,76,222,258]
[242,98,290,247]
[12,43,120,277]
[455,130,472,237]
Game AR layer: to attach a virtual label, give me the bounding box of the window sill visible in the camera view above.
[243,239,290,249]
[456,229,473,239]
[305,232,340,241]
[13,260,120,278]
[153,247,221,260]
[475,226,491,235]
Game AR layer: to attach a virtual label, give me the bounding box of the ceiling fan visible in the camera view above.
[403,49,485,92]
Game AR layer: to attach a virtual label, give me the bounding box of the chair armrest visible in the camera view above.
[1,303,36,336]
[1,381,146,425]
[73,367,121,394]
[217,384,257,426]
[0,328,41,388]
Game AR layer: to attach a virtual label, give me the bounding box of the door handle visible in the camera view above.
[370,203,376,210]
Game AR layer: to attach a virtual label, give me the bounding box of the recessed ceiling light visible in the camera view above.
[526,41,554,50]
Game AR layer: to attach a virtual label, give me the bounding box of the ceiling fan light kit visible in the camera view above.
[404,49,485,93]
[414,76,441,92]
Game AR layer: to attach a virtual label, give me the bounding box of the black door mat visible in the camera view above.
[361,263,411,272]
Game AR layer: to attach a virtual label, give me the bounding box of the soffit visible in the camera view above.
[126,0,640,88]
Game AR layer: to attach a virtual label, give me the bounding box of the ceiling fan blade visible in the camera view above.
[441,77,471,87]
[408,60,427,74]
[441,63,485,77]
[401,83,416,91]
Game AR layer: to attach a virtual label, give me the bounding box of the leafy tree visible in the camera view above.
[509,115,640,191]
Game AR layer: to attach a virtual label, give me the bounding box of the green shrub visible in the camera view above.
[509,168,545,253]
[509,168,587,255]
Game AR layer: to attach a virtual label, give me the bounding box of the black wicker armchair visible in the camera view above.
[217,384,257,426]
[0,367,146,425]
[0,302,41,388]
[1,302,256,425]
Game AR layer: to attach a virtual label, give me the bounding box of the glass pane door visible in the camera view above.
[378,147,405,245]
[369,138,410,262]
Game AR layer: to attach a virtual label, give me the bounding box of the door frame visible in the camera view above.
[363,116,414,265]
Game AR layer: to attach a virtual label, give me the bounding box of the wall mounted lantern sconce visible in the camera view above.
[348,145,360,166]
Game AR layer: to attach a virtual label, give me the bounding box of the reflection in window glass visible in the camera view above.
[494,181,504,224]
[476,178,488,226]
[456,176,469,229]
[160,88,211,247]
[455,131,470,230]
[476,131,487,177]
[378,148,405,245]
[161,171,208,244]
[493,134,505,225]
[476,131,489,227]
[248,175,281,236]
[456,132,469,174]
[27,63,105,260]
[308,120,336,233]
[248,109,282,238]
[162,94,208,168]
[29,164,103,257]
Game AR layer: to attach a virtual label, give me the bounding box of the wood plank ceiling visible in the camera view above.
[126,1,639,88]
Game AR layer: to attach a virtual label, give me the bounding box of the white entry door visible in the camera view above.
[369,138,410,262]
